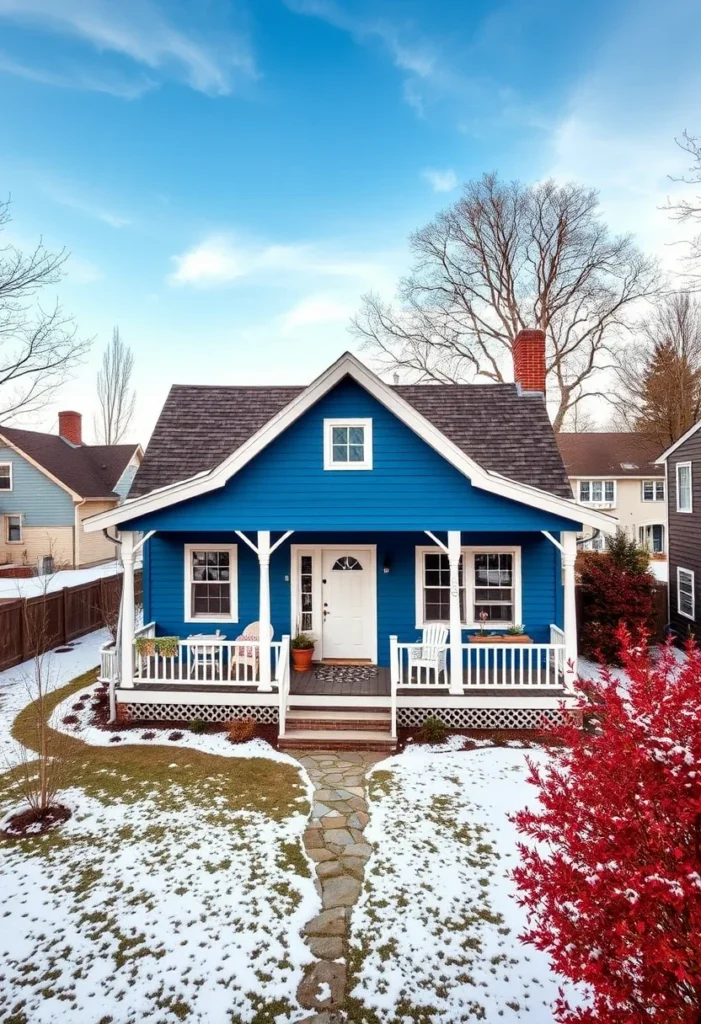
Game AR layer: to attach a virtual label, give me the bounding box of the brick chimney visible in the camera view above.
[58,410,82,446]
[513,328,546,394]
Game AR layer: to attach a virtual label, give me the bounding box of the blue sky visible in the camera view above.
[1,0,700,442]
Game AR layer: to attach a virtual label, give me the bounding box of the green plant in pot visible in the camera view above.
[291,633,315,672]
[135,636,156,657]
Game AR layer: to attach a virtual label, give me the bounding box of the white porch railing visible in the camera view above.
[133,636,283,687]
[99,621,155,685]
[277,636,291,736]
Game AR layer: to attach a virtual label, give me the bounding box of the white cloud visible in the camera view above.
[421,168,458,193]
[280,294,354,333]
[0,51,155,98]
[40,182,131,228]
[0,0,256,96]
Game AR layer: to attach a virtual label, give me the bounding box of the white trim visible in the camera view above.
[0,461,12,492]
[641,479,665,502]
[637,522,665,555]
[5,513,22,543]
[414,544,522,630]
[569,474,663,481]
[656,421,701,462]
[290,543,377,663]
[676,462,693,513]
[323,417,373,470]
[183,543,239,623]
[0,434,84,500]
[677,566,695,621]
[82,352,617,534]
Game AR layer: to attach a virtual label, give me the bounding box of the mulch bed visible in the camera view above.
[1,804,72,839]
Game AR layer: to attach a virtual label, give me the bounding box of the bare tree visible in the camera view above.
[351,173,659,430]
[0,197,90,421]
[613,292,701,446]
[665,131,701,275]
[95,326,136,443]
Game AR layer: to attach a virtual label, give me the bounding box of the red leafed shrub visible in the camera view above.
[579,533,656,664]
[226,717,256,744]
[512,626,701,1024]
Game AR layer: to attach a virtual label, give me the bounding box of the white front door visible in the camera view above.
[321,548,375,660]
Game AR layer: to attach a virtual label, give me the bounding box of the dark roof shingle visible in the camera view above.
[0,426,138,498]
[556,433,665,479]
[130,378,572,499]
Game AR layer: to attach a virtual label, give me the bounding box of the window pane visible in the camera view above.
[332,426,348,444]
[580,482,590,501]
[604,481,614,502]
[475,603,513,622]
[591,481,603,501]
[656,481,665,500]
[301,555,312,575]
[332,444,347,462]
[643,481,653,500]
[348,426,364,444]
[348,444,364,462]
[0,467,10,489]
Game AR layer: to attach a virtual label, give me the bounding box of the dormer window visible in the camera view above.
[323,419,373,470]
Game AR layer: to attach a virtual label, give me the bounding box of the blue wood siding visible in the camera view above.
[0,444,75,526]
[124,378,580,534]
[143,530,562,666]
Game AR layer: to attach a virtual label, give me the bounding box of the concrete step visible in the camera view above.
[278,729,397,752]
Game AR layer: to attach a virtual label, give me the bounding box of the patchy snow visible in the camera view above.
[0,561,123,599]
[348,745,584,1023]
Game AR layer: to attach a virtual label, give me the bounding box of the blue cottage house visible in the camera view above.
[87,332,616,749]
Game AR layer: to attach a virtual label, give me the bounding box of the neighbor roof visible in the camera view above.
[0,426,139,498]
[556,433,665,479]
[130,378,573,499]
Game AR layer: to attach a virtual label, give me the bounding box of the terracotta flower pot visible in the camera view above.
[292,647,314,672]
[468,634,533,644]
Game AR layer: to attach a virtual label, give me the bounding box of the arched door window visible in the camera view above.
[331,556,363,571]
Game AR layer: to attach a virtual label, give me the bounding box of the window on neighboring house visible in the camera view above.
[6,515,21,543]
[0,463,11,490]
[678,567,695,620]
[184,545,237,621]
[323,419,373,470]
[641,479,665,502]
[583,531,606,552]
[578,480,616,504]
[676,462,693,512]
[638,523,665,554]
[416,547,519,628]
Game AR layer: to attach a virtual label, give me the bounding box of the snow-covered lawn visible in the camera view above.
[0,636,320,1024]
[0,560,124,599]
[347,741,582,1023]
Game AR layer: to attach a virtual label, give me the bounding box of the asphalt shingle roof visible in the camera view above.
[556,433,665,479]
[0,426,138,498]
[130,377,572,499]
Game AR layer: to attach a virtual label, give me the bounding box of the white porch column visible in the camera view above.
[257,530,273,692]
[562,531,578,692]
[120,531,135,689]
[447,530,464,695]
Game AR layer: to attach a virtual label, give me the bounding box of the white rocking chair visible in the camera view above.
[408,624,449,685]
[231,621,274,682]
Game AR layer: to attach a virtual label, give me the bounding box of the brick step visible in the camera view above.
[285,709,391,732]
[278,729,397,752]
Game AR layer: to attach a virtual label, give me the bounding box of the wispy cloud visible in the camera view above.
[421,168,458,193]
[0,0,256,97]
[279,294,355,333]
[40,181,131,228]
[0,50,155,98]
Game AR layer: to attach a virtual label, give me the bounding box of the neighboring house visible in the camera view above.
[556,433,667,559]
[656,422,701,638]
[0,411,142,571]
[86,332,615,748]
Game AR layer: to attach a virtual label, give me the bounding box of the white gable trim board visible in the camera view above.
[83,352,617,535]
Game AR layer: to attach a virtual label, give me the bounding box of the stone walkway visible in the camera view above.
[294,749,384,1020]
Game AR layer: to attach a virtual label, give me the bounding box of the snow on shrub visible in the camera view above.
[512,626,701,1024]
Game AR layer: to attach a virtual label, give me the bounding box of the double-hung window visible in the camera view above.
[638,524,665,554]
[0,463,11,491]
[641,479,665,502]
[578,480,615,505]
[5,514,21,543]
[416,547,519,628]
[676,463,693,512]
[184,544,237,621]
[677,567,695,620]
[323,419,372,470]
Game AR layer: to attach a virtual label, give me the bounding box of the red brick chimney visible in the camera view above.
[58,410,82,446]
[513,328,546,394]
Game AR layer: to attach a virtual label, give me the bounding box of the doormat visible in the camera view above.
[314,664,379,683]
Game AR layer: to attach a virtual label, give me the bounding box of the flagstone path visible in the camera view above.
[293,749,385,1020]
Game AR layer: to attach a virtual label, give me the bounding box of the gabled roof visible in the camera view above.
[556,433,665,479]
[0,425,140,499]
[655,419,701,463]
[85,352,617,534]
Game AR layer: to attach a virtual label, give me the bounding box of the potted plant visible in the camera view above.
[135,635,156,657]
[154,636,180,658]
[291,633,315,672]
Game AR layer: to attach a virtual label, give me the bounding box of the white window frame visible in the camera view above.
[183,543,238,623]
[414,545,522,630]
[677,566,695,621]
[676,462,693,513]
[578,479,616,505]
[638,523,665,555]
[0,462,12,491]
[5,514,22,543]
[323,418,373,470]
[641,479,665,502]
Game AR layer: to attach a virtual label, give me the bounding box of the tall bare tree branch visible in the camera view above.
[95,326,136,444]
[664,131,701,276]
[351,173,660,430]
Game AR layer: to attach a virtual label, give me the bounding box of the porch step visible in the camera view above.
[285,709,391,731]
[278,729,397,752]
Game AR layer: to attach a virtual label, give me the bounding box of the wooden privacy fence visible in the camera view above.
[575,581,668,645]
[0,571,142,672]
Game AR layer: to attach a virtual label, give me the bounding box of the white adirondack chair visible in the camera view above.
[231,621,274,682]
[408,623,449,685]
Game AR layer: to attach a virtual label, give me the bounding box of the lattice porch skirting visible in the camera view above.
[397,706,572,730]
[118,702,280,725]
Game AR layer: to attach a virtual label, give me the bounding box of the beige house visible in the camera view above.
[0,411,142,571]
[556,433,667,565]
